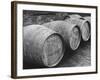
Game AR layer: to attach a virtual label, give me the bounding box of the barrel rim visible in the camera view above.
[42,33,65,67]
[81,20,91,41]
[69,25,81,50]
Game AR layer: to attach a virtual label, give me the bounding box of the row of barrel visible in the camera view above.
[23,14,91,68]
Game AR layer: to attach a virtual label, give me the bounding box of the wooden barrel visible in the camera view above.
[69,14,82,19]
[65,18,90,41]
[83,16,91,23]
[23,25,64,67]
[43,21,81,50]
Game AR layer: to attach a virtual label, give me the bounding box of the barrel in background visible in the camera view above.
[23,25,64,67]
[65,18,90,41]
[83,16,91,23]
[43,20,81,50]
[68,14,82,19]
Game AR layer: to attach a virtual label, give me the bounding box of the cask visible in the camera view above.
[65,18,90,41]
[23,25,64,67]
[43,21,81,50]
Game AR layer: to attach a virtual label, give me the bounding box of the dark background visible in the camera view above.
[23,10,91,26]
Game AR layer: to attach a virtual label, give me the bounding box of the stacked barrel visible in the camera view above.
[23,14,91,68]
